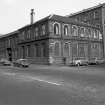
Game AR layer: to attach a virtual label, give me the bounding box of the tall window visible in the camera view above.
[91,43,99,58]
[8,39,10,47]
[92,29,98,38]
[35,27,38,37]
[72,43,78,57]
[80,27,85,37]
[54,42,60,56]
[95,30,99,38]
[85,28,89,37]
[54,23,59,35]
[64,25,68,36]
[22,46,25,58]
[27,45,31,57]
[21,31,25,40]
[78,44,85,57]
[35,44,40,57]
[87,28,91,38]
[99,31,102,39]
[41,43,46,57]
[63,43,69,57]
[49,42,55,56]
[42,25,46,35]
[26,30,31,39]
[72,25,78,36]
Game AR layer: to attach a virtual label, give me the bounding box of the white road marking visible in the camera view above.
[1,72,62,86]
[30,77,62,86]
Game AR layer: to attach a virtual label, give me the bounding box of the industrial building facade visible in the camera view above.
[68,3,105,57]
[0,4,104,65]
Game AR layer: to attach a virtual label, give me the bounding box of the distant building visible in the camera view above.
[0,6,104,65]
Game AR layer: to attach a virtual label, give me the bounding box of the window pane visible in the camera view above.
[80,28,85,37]
[64,43,69,57]
[54,42,60,56]
[54,24,59,34]
[64,25,68,35]
[72,26,78,36]
[72,43,78,57]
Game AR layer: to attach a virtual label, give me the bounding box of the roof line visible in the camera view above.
[67,3,105,17]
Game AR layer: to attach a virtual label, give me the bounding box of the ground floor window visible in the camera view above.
[63,42,70,57]
[35,44,40,57]
[54,42,60,56]
[91,43,99,58]
[72,43,78,58]
[78,44,85,58]
[42,43,47,57]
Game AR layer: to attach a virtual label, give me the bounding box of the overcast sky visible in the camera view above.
[0,0,105,34]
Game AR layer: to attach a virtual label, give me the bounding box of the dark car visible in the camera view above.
[13,59,29,67]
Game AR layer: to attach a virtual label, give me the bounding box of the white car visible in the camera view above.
[0,58,11,66]
[70,59,88,66]
[95,59,105,64]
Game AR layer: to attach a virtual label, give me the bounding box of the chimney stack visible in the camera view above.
[30,9,35,24]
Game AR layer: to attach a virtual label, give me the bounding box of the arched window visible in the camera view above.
[54,42,60,56]
[94,30,98,38]
[54,23,59,35]
[63,43,70,57]
[93,30,95,38]
[99,31,102,39]
[64,25,68,36]
[86,28,91,38]
[35,27,38,37]
[27,30,31,39]
[80,27,85,37]
[72,25,78,36]
[42,25,46,35]
[21,31,25,40]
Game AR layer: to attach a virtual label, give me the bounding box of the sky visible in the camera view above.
[0,0,105,34]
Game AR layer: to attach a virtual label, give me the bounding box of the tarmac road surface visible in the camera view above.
[0,65,105,105]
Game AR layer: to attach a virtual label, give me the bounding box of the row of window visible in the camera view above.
[0,37,17,48]
[53,23,102,39]
[20,24,46,40]
[73,10,100,23]
[19,22,102,41]
[49,41,102,58]
[21,43,47,58]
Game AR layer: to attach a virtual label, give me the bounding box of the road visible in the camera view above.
[0,65,105,105]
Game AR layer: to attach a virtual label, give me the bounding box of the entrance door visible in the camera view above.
[7,48,12,61]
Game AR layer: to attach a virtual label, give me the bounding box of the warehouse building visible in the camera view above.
[67,3,105,57]
[0,5,104,65]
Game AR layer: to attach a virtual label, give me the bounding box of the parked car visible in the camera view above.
[0,58,11,66]
[95,59,105,64]
[70,59,88,66]
[88,58,97,65]
[13,59,29,67]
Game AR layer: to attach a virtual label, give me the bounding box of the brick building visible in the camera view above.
[0,31,19,61]
[0,5,104,65]
[67,3,105,57]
